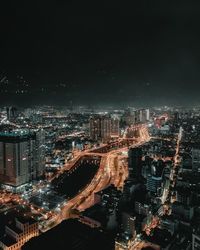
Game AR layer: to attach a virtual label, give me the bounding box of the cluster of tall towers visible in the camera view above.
[89,115,119,141]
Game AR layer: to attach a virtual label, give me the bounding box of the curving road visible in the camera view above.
[41,125,150,231]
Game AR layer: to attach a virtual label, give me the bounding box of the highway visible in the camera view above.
[0,124,150,232]
[40,124,150,231]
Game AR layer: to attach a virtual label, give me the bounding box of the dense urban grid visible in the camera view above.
[0,106,199,249]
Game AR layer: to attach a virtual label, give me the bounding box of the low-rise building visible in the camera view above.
[0,217,39,250]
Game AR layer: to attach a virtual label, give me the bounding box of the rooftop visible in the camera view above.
[0,130,35,142]
[22,219,113,250]
[0,235,17,247]
[7,224,23,234]
[16,216,37,225]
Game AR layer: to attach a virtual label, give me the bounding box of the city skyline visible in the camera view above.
[0,103,199,250]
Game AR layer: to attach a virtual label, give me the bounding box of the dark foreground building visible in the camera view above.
[128,147,143,180]
[22,219,114,250]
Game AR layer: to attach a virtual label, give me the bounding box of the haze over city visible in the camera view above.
[1,1,200,106]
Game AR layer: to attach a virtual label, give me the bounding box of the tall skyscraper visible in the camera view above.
[146,109,150,121]
[134,110,141,123]
[100,116,111,140]
[89,115,119,141]
[115,213,136,250]
[0,130,45,191]
[174,112,179,122]
[89,116,102,141]
[111,117,120,137]
[123,108,150,127]
[146,160,164,195]
[121,212,136,238]
[123,109,136,126]
[139,109,150,123]
[128,147,143,179]
[192,148,200,172]
[34,129,45,177]
[6,106,17,121]
[146,175,162,195]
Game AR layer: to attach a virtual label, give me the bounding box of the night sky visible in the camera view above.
[1,1,200,106]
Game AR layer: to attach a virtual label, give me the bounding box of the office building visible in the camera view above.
[147,175,162,195]
[0,217,39,250]
[139,109,146,123]
[111,118,120,137]
[123,108,150,127]
[89,116,102,141]
[192,148,200,172]
[0,130,45,191]
[115,213,136,250]
[101,116,111,140]
[176,187,192,206]
[128,147,143,179]
[192,233,200,250]
[172,202,194,221]
[89,115,119,141]
[123,109,136,126]
[146,161,164,195]
[34,129,45,177]
[146,109,150,121]
[135,201,150,216]
[6,106,17,121]
[121,212,136,239]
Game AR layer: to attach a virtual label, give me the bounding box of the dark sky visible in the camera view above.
[1,0,200,107]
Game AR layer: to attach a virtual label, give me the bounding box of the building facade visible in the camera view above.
[89,115,119,141]
[0,217,39,250]
[0,130,45,191]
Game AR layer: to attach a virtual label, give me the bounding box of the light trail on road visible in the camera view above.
[4,123,150,232]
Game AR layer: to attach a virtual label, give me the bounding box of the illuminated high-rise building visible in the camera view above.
[146,160,164,195]
[123,109,136,126]
[111,117,120,137]
[121,212,136,238]
[115,213,136,250]
[123,108,150,126]
[89,115,119,141]
[89,116,102,141]
[146,108,150,121]
[0,130,45,191]
[139,109,150,123]
[192,148,200,172]
[6,106,17,121]
[34,129,45,177]
[100,116,111,140]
